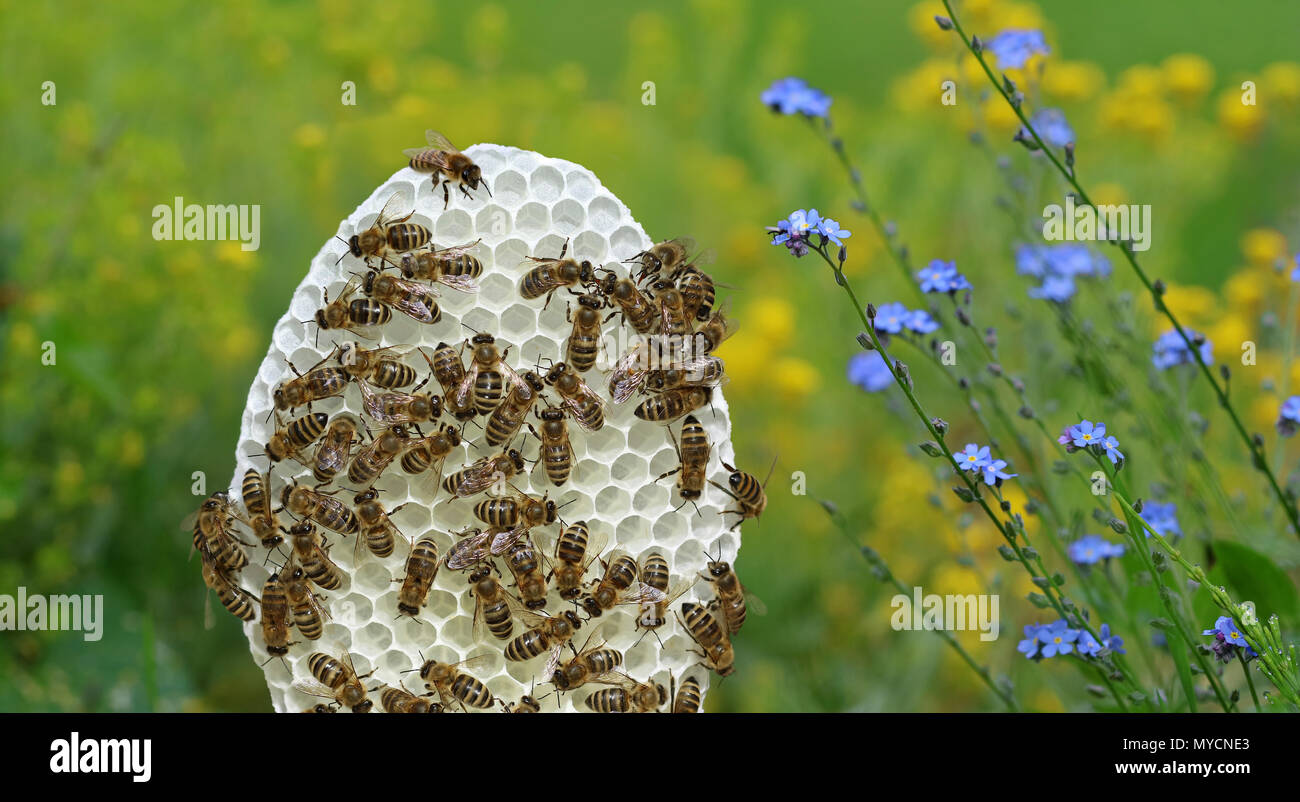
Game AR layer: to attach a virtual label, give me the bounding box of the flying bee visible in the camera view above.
[265,411,329,465]
[467,562,519,640]
[504,537,549,610]
[311,414,359,486]
[353,488,407,559]
[336,342,418,389]
[403,129,490,209]
[398,423,461,494]
[649,278,691,337]
[378,683,440,713]
[358,378,442,427]
[273,354,351,412]
[451,333,523,417]
[629,237,695,283]
[528,405,572,487]
[655,415,710,514]
[671,675,703,713]
[504,609,583,681]
[397,241,483,290]
[634,552,692,640]
[241,469,282,548]
[484,371,544,448]
[287,521,344,591]
[442,447,527,500]
[396,535,440,618]
[339,191,430,270]
[676,263,716,322]
[425,341,477,422]
[260,570,293,658]
[418,656,495,711]
[694,302,738,354]
[583,674,667,713]
[473,487,558,555]
[362,270,441,325]
[281,482,359,536]
[296,651,373,713]
[314,275,392,342]
[200,558,256,623]
[550,634,624,692]
[565,292,606,373]
[634,386,711,423]
[285,561,328,641]
[188,493,251,574]
[346,425,409,488]
[553,521,607,601]
[601,273,659,334]
[701,550,766,635]
[580,550,657,618]
[518,239,596,309]
[545,362,605,432]
[679,601,735,677]
[710,459,774,531]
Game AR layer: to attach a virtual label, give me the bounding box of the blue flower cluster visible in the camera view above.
[760,77,832,118]
[1015,243,1111,303]
[1277,395,1300,437]
[1152,328,1213,370]
[953,443,1017,486]
[1057,419,1124,465]
[1202,616,1257,663]
[1068,534,1126,565]
[1139,501,1181,539]
[1019,620,1124,660]
[985,29,1050,70]
[847,350,893,393]
[769,208,852,258]
[873,302,939,335]
[916,259,971,294]
[1292,253,1300,282]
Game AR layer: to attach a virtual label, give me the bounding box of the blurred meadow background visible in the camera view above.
[4,0,1300,711]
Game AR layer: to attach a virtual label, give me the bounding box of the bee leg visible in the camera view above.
[653,467,680,484]
[441,179,450,210]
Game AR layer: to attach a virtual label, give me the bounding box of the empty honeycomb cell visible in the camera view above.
[648,445,677,478]
[226,144,742,713]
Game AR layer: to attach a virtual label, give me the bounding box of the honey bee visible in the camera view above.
[442,447,527,499]
[396,535,440,618]
[467,562,519,640]
[200,558,256,623]
[472,487,558,554]
[265,411,329,464]
[444,526,499,571]
[358,378,443,427]
[610,344,722,405]
[701,550,765,635]
[519,240,596,309]
[601,273,659,334]
[583,675,667,713]
[545,362,605,432]
[354,488,407,559]
[644,356,726,394]
[580,550,657,618]
[296,651,373,713]
[281,483,360,536]
[340,191,431,270]
[649,278,690,337]
[450,333,523,417]
[418,656,495,711]
[311,414,359,486]
[629,237,695,283]
[654,415,710,514]
[397,241,483,290]
[504,609,583,681]
[314,275,392,342]
[260,570,293,658]
[553,521,607,601]
[483,371,545,447]
[678,601,735,677]
[633,386,711,423]
[336,342,418,389]
[378,683,440,713]
[241,469,282,548]
[501,693,544,713]
[709,459,773,531]
[529,404,572,486]
[398,423,462,493]
[550,635,624,692]
[504,537,550,610]
[301,704,337,713]
[287,520,345,591]
[634,551,692,640]
[346,425,409,488]
[694,302,738,354]
[565,292,606,373]
[188,493,251,574]
[362,270,441,325]
[273,355,351,412]
[285,560,328,641]
[425,341,477,422]
[671,675,703,713]
[676,263,716,322]
[403,130,490,209]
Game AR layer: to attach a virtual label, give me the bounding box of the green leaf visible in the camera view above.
[1212,540,1300,622]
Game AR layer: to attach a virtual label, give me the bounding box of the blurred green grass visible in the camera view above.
[3,0,1300,712]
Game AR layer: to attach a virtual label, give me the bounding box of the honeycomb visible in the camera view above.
[225,144,742,712]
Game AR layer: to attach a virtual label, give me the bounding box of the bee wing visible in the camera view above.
[446,531,492,570]
[375,190,414,227]
[391,286,440,324]
[358,380,399,423]
[498,361,525,393]
[402,146,448,170]
[432,240,481,259]
[609,345,650,404]
[743,586,769,617]
[543,645,564,683]
[292,679,339,701]
[560,392,604,433]
[425,129,459,153]
[578,529,611,570]
[314,438,350,477]
[490,524,529,556]
[436,273,480,294]
[686,246,716,268]
[203,588,216,631]
[450,360,480,414]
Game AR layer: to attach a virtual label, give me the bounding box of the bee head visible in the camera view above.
[461,164,482,188]
[544,500,558,524]
[347,234,363,258]
[708,560,729,577]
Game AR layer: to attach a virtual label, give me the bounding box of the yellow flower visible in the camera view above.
[1217,88,1265,142]
[120,430,144,468]
[1130,98,1174,142]
[1262,62,1300,106]
[1161,54,1214,104]
[908,1,951,49]
[1042,60,1105,102]
[368,57,398,95]
[294,123,326,149]
[989,1,1044,31]
[217,240,256,270]
[772,356,821,401]
[1250,395,1278,432]
[1090,183,1127,209]
[1159,283,1217,329]
[1117,65,1165,99]
[1240,228,1288,268]
[1206,314,1251,364]
[747,296,795,348]
[712,334,768,392]
[984,95,1022,133]
[8,321,36,352]
[892,59,960,114]
[1224,268,1266,314]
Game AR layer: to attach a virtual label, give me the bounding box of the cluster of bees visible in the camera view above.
[189,131,770,713]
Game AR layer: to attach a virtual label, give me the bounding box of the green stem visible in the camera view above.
[1240,650,1262,712]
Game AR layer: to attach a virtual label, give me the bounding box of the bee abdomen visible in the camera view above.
[373,361,416,389]
[505,629,548,661]
[451,675,494,709]
[543,443,572,485]
[585,688,630,713]
[386,222,431,252]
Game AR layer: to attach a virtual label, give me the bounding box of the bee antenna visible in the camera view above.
[460,322,482,335]
[481,180,492,198]
[762,455,778,488]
